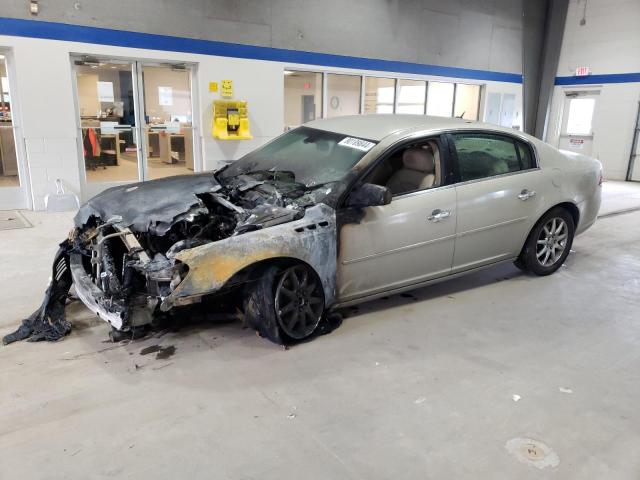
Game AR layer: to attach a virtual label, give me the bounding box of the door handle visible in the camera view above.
[427,209,451,222]
[518,189,536,201]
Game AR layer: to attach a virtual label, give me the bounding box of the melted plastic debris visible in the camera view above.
[3,244,73,345]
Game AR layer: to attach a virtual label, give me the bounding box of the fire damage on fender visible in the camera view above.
[2,171,348,346]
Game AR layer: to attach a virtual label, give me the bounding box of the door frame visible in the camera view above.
[0,47,32,210]
[135,60,202,183]
[556,89,600,151]
[70,54,202,201]
[626,101,640,182]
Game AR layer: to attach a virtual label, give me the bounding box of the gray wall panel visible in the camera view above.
[0,0,527,74]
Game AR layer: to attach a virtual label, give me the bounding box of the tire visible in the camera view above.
[244,263,325,344]
[520,207,575,276]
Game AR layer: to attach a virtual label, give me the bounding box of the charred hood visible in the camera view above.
[75,174,225,234]
[73,171,320,239]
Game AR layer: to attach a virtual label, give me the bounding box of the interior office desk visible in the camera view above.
[147,128,193,169]
[99,133,126,165]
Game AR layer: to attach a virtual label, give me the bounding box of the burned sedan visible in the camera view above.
[4,115,602,345]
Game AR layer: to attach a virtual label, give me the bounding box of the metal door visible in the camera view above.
[337,186,456,301]
[558,91,599,157]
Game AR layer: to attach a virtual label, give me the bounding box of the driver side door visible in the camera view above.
[336,137,456,302]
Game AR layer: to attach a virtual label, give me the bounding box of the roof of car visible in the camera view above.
[304,114,478,141]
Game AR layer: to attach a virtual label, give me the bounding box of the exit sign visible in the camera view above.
[575,66,591,77]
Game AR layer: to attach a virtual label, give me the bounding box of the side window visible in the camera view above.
[516,141,535,170]
[451,133,523,182]
[363,139,442,196]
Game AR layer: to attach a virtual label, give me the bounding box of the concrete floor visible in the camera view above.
[1,181,640,479]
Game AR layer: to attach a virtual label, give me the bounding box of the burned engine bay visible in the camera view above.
[3,170,340,345]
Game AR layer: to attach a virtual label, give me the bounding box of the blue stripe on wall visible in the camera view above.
[555,72,640,85]
[0,16,523,84]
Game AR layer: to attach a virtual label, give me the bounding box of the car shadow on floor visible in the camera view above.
[62,260,545,354]
[338,261,531,321]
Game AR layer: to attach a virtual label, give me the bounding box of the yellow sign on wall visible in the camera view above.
[209,81,218,93]
[221,79,233,98]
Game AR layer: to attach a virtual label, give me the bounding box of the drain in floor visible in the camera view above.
[505,437,560,469]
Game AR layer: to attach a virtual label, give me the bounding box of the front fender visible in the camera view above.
[162,204,337,310]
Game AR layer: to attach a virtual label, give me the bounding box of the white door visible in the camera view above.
[0,50,30,209]
[337,186,456,301]
[558,91,599,156]
[72,57,200,201]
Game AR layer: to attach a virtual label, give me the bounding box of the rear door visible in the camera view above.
[448,132,545,272]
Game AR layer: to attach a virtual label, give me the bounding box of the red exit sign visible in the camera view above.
[575,66,591,77]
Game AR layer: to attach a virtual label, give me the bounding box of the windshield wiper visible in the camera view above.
[242,169,297,181]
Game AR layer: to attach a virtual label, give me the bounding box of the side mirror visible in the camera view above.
[346,183,392,208]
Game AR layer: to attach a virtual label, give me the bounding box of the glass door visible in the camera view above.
[138,63,196,180]
[74,58,142,197]
[0,51,29,209]
[73,57,199,199]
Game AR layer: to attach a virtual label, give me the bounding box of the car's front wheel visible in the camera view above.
[244,263,325,344]
[518,207,575,276]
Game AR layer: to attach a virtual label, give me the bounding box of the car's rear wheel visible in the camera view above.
[518,207,575,276]
[244,263,325,344]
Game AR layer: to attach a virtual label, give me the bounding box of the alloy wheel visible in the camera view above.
[536,217,568,267]
[274,265,324,339]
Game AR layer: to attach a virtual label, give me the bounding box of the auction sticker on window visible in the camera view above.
[338,137,376,152]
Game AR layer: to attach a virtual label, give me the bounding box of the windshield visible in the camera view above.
[219,127,377,187]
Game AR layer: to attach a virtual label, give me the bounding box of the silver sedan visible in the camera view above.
[8,115,601,346]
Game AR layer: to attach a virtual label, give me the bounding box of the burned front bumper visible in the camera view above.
[69,253,130,330]
[70,252,196,331]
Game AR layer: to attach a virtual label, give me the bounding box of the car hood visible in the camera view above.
[74,173,225,234]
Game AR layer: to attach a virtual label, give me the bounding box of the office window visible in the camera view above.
[284,70,322,129]
[326,74,361,118]
[426,82,454,117]
[451,133,524,181]
[397,79,426,114]
[364,77,395,114]
[566,98,595,135]
[454,84,481,120]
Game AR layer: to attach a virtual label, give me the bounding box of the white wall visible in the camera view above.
[0,33,522,210]
[545,0,640,180]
